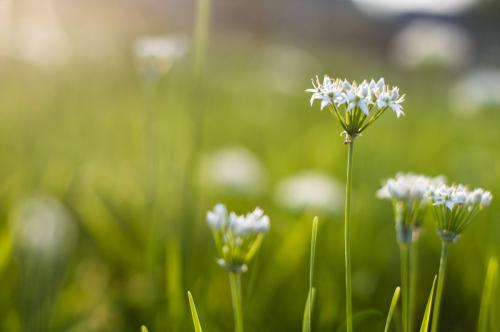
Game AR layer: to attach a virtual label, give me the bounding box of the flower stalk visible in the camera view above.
[344,140,354,332]
[431,240,449,332]
[229,272,244,332]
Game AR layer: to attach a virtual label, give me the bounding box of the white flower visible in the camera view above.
[10,196,77,260]
[229,208,270,236]
[378,173,445,242]
[376,87,405,118]
[206,204,228,230]
[377,173,445,202]
[427,184,493,239]
[274,171,343,215]
[450,69,500,114]
[306,76,405,138]
[204,147,267,196]
[206,204,270,271]
[133,36,187,78]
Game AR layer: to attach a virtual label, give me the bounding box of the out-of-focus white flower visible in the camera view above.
[426,184,492,241]
[206,204,270,272]
[0,1,72,68]
[133,36,188,79]
[204,147,267,196]
[450,69,500,114]
[390,20,472,69]
[10,196,77,260]
[350,0,477,17]
[274,171,343,215]
[378,173,445,242]
[306,76,405,140]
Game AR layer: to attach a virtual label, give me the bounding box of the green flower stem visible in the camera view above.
[400,243,411,332]
[229,272,244,332]
[409,240,418,332]
[344,140,354,332]
[431,241,450,332]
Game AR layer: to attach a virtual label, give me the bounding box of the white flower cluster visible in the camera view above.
[377,173,446,202]
[306,76,405,118]
[207,204,270,271]
[378,173,445,243]
[426,184,492,240]
[207,204,270,236]
[133,36,187,78]
[427,184,492,211]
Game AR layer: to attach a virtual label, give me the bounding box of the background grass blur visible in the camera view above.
[1,1,500,331]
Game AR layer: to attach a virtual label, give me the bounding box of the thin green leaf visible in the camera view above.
[303,216,319,332]
[478,257,498,332]
[302,287,316,332]
[188,291,203,332]
[383,286,400,332]
[420,275,437,332]
[141,326,149,332]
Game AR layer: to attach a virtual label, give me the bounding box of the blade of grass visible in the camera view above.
[420,275,437,332]
[384,287,401,332]
[478,257,498,332]
[141,326,149,332]
[187,291,203,332]
[304,216,319,332]
[302,287,316,332]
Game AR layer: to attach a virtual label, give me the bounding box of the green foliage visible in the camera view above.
[420,276,437,332]
[303,288,316,332]
[478,257,498,332]
[303,216,319,332]
[188,291,203,332]
[384,287,400,332]
[141,326,149,332]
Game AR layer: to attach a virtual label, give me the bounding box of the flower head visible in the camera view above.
[378,173,445,243]
[206,204,270,272]
[426,184,492,242]
[133,36,187,79]
[306,76,405,142]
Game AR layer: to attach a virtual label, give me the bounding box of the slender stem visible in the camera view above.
[344,141,354,332]
[409,240,418,332]
[431,241,450,332]
[229,272,244,332]
[400,243,411,332]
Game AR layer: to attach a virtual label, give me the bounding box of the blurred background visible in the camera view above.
[1,0,500,331]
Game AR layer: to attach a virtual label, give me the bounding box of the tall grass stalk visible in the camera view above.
[188,291,203,332]
[344,141,354,332]
[181,0,212,226]
[400,244,410,332]
[229,272,244,332]
[419,276,437,332]
[431,241,449,332]
[304,217,319,332]
[478,257,498,332]
[384,287,400,332]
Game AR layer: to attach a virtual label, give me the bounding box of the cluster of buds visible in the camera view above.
[426,184,492,242]
[306,76,405,142]
[377,173,445,243]
[207,204,270,273]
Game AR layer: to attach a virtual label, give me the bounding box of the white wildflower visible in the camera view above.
[306,76,405,140]
[10,196,77,260]
[274,171,343,215]
[427,184,493,240]
[206,204,270,272]
[133,36,187,78]
[378,173,445,243]
[204,147,267,197]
